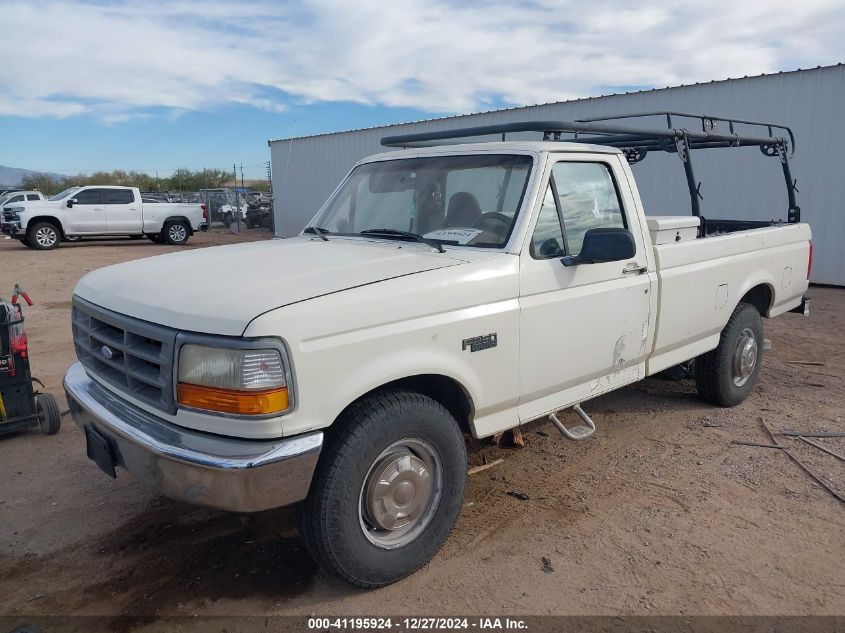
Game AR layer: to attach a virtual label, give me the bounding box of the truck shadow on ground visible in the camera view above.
[83,499,350,628]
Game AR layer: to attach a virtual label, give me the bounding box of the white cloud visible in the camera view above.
[0,0,842,120]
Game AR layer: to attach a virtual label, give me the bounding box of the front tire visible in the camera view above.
[18,238,32,248]
[297,389,467,587]
[695,302,764,407]
[163,220,190,245]
[27,222,61,250]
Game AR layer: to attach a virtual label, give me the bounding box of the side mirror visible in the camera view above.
[561,228,636,266]
[66,199,76,208]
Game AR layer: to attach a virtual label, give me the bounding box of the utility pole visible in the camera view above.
[233,163,241,232]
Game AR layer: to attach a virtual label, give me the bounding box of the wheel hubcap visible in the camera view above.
[359,439,442,549]
[36,227,57,247]
[731,327,758,387]
[169,225,187,242]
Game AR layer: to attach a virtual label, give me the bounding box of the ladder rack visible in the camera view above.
[381,112,800,226]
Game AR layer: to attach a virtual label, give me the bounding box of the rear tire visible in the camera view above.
[297,389,467,587]
[695,302,763,407]
[36,392,61,435]
[163,221,190,245]
[27,221,61,250]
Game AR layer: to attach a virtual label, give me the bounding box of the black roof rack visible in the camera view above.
[381,112,799,225]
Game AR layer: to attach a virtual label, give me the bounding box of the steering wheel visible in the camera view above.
[473,212,511,230]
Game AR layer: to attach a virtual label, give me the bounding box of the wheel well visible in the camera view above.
[740,284,773,317]
[27,216,64,238]
[346,375,474,436]
[164,215,191,227]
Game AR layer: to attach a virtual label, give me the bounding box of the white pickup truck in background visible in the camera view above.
[0,190,46,209]
[63,112,811,588]
[0,185,206,249]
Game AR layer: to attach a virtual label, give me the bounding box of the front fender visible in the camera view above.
[243,255,522,439]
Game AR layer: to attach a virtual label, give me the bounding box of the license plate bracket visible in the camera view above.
[85,425,117,478]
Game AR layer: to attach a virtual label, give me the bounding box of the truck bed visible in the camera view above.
[646,222,811,375]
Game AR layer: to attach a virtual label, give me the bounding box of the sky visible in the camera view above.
[0,0,843,180]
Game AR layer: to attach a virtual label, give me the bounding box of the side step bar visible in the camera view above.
[549,404,596,441]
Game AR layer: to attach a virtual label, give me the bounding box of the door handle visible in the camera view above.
[622,263,648,275]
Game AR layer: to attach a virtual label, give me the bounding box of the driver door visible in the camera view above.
[518,154,653,421]
[66,188,106,233]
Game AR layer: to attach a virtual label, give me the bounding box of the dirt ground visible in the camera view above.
[0,230,843,627]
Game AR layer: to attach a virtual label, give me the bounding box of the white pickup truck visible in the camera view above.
[1,185,206,249]
[64,113,811,588]
[0,190,45,209]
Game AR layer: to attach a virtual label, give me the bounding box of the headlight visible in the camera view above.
[176,344,290,416]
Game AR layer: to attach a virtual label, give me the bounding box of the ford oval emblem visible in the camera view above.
[100,345,119,360]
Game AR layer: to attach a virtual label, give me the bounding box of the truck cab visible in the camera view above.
[0,190,44,209]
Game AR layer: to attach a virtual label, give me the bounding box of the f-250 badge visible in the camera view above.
[462,333,497,352]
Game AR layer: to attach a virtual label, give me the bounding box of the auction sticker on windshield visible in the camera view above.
[424,228,482,244]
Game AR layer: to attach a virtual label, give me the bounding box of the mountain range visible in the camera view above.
[0,164,65,187]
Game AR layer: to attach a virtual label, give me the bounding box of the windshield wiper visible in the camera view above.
[359,228,445,253]
[303,226,330,241]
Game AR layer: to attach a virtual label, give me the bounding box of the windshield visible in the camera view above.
[310,154,533,248]
[49,187,80,201]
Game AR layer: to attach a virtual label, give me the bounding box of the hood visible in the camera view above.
[73,237,467,336]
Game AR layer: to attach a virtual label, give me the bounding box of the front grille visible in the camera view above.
[72,296,177,413]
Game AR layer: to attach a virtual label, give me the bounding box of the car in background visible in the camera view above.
[0,190,45,210]
[1,185,206,249]
[199,188,247,225]
[245,192,273,229]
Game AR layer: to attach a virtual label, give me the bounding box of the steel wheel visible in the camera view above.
[168,223,187,243]
[731,327,758,387]
[35,225,58,248]
[359,438,443,549]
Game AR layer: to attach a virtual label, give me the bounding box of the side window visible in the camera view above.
[104,189,134,204]
[26,194,40,201]
[551,162,625,256]
[8,195,24,203]
[530,184,565,259]
[74,189,103,205]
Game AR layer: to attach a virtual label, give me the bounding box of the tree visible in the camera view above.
[16,167,237,195]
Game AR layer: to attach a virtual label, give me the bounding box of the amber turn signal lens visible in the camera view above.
[177,382,289,415]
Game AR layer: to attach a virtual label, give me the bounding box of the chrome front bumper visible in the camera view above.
[63,362,322,512]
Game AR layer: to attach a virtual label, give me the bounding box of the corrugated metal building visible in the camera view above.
[269,64,844,285]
